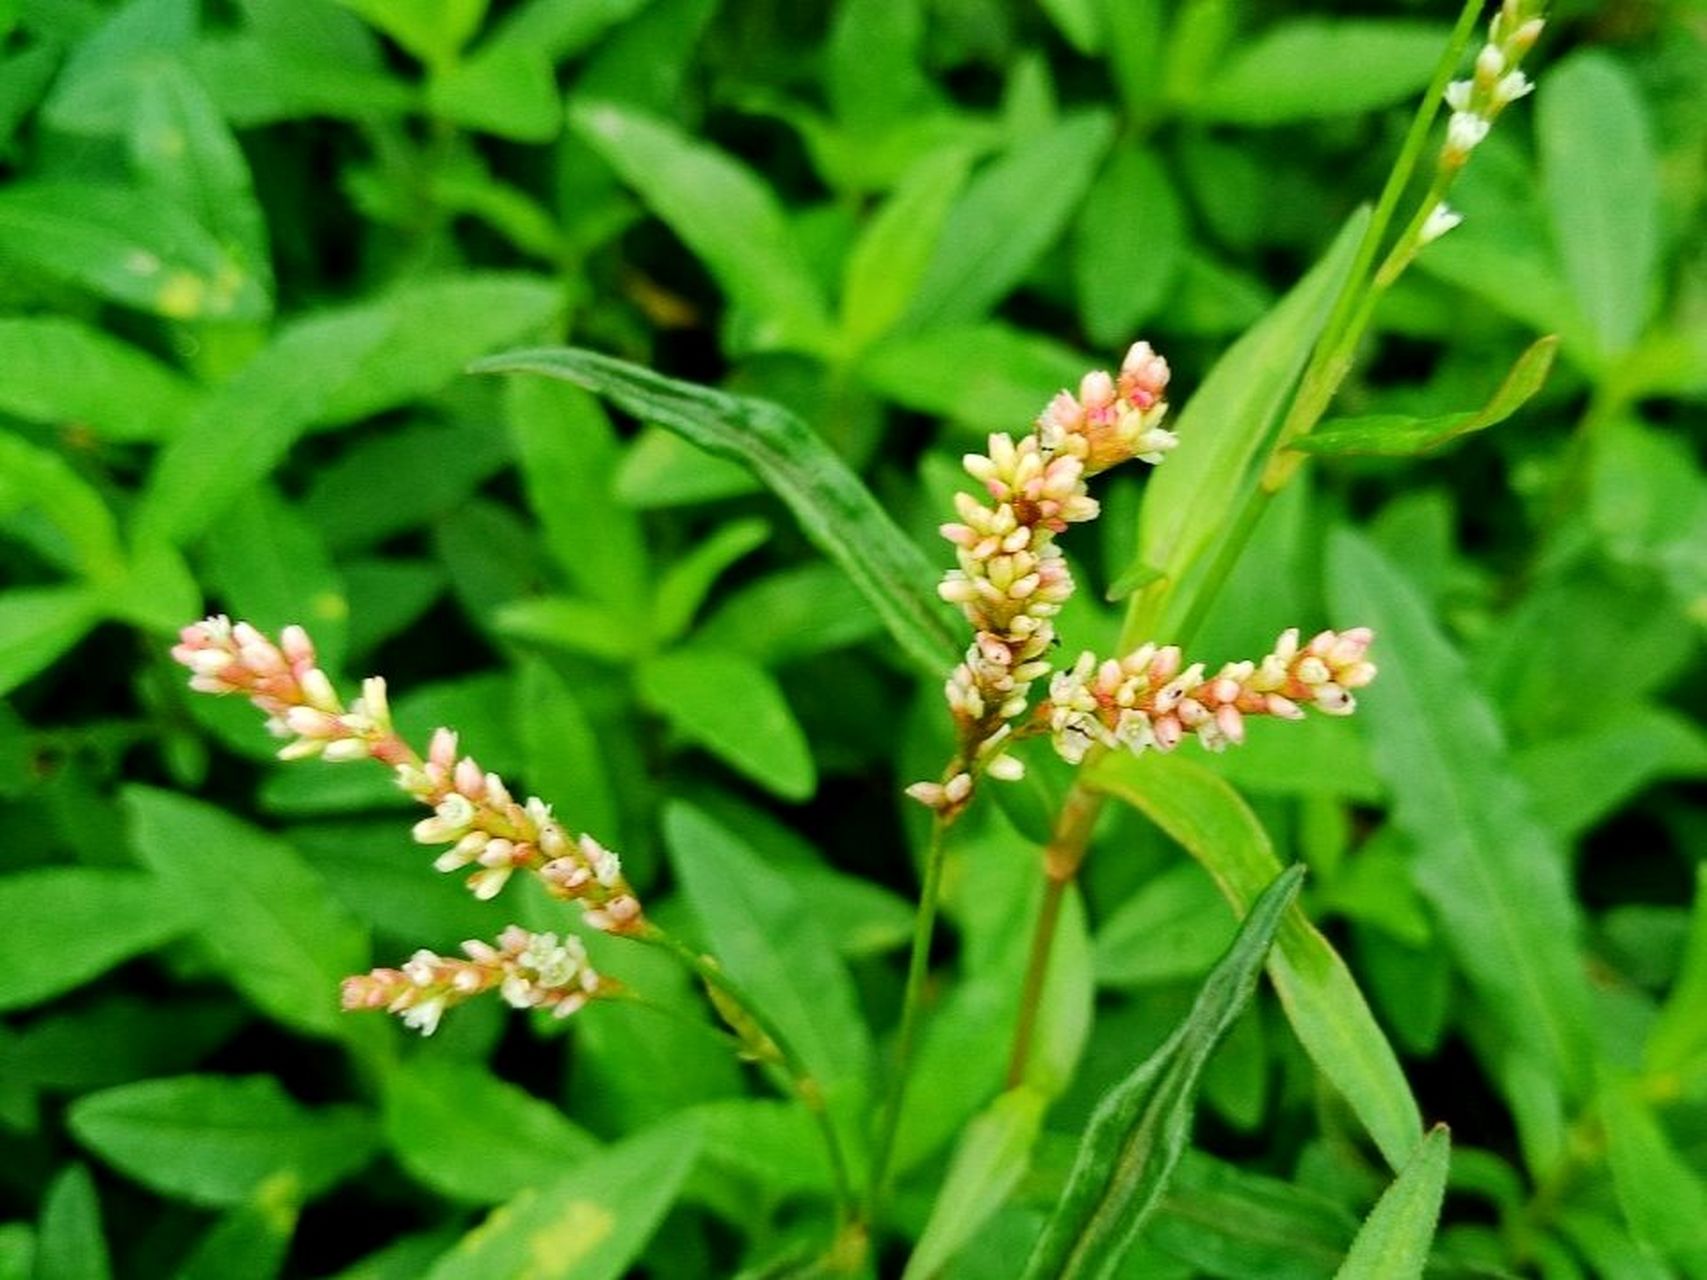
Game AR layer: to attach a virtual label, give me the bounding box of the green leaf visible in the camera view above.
[125,787,370,1039]
[1600,1078,1707,1268]
[175,1177,299,1280]
[651,518,769,644]
[40,0,193,133]
[200,485,349,673]
[0,430,125,582]
[840,147,971,351]
[0,183,266,320]
[69,1075,377,1208]
[663,802,873,1163]
[1189,21,1450,123]
[506,367,648,619]
[1021,865,1302,1280]
[1086,751,1422,1172]
[0,317,198,443]
[484,0,650,63]
[0,868,192,1012]
[1334,1125,1450,1280]
[903,111,1112,331]
[1072,143,1184,346]
[338,0,487,68]
[132,308,393,549]
[1328,531,1595,1096]
[0,586,100,695]
[427,42,558,141]
[1516,707,1707,840]
[382,1059,597,1205]
[1646,865,1707,1082]
[1148,1151,1358,1278]
[826,0,930,136]
[34,1164,112,1280]
[1094,861,1237,988]
[569,100,833,355]
[1538,52,1659,358]
[472,347,960,676]
[613,426,763,509]
[903,1086,1048,1280]
[1296,336,1559,457]
[1122,208,1367,642]
[492,597,639,665]
[426,1124,698,1280]
[695,564,882,666]
[3,994,242,1095]
[514,660,621,851]
[859,323,1091,432]
[639,649,815,799]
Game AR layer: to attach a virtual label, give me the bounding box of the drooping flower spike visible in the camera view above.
[341,927,613,1036]
[172,617,642,934]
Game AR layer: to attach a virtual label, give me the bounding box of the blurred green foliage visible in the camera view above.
[0,0,1704,1276]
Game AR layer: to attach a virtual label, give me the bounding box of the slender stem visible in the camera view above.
[865,814,951,1224]
[1004,780,1106,1087]
[639,927,857,1227]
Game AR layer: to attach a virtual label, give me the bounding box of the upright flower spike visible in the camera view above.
[173,617,643,934]
[1042,627,1378,764]
[341,926,613,1036]
[910,342,1176,818]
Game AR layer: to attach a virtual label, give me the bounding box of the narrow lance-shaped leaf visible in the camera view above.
[1328,530,1595,1096]
[1122,208,1368,644]
[472,347,961,676]
[1087,750,1422,1171]
[1021,864,1303,1280]
[1334,1125,1451,1280]
[1295,336,1559,457]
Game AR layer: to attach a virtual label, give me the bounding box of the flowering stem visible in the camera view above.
[638,926,857,1229]
[865,813,951,1226]
[1004,779,1104,1087]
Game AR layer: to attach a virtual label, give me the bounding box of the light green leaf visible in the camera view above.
[1517,707,1707,840]
[1122,209,1367,642]
[484,0,651,62]
[841,147,971,351]
[859,323,1091,431]
[132,308,392,548]
[663,802,873,1163]
[1094,861,1237,988]
[1328,531,1595,1096]
[193,31,417,126]
[826,0,929,136]
[1334,1125,1450,1280]
[472,347,960,676]
[40,0,193,133]
[0,868,191,1012]
[1296,336,1558,457]
[1646,865,1707,1082]
[1087,750,1422,1172]
[651,517,769,644]
[1601,1078,1707,1268]
[1538,53,1659,358]
[1072,143,1184,346]
[125,787,370,1039]
[1021,866,1301,1280]
[175,1177,299,1280]
[639,648,814,800]
[492,598,640,665]
[34,1164,111,1280]
[695,564,882,666]
[904,1086,1048,1280]
[69,1075,377,1208]
[382,1059,597,1205]
[0,317,198,442]
[613,426,763,509]
[426,41,558,141]
[903,111,1112,331]
[1190,21,1449,123]
[0,430,125,581]
[514,660,621,851]
[338,0,487,67]
[569,100,834,355]
[426,1124,697,1280]
[0,586,101,695]
[0,182,265,320]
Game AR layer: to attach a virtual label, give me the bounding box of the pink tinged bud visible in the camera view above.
[188,674,235,695]
[906,781,946,809]
[1265,694,1304,720]
[986,754,1025,782]
[1215,704,1245,744]
[454,757,485,798]
[1274,629,1301,662]
[484,773,512,807]
[478,838,516,869]
[1079,369,1116,410]
[298,668,339,712]
[231,621,267,650]
[321,738,371,763]
[428,729,459,769]
[1296,656,1331,685]
[182,648,235,676]
[280,625,315,665]
[277,738,326,761]
[1315,685,1354,715]
[1340,661,1378,689]
[1209,677,1242,705]
[944,772,973,804]
[284,706,339,738]
[1153,714,1183,751]
[467,867,513,900]
[1150,646,1182,682]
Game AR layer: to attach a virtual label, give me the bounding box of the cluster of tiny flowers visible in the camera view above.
[1043,628,1377,764]
[171,618,409,765]
[911,343,1174,816]
[1423,1,1545,244]
[341,926,610,1036]
[397,727,641,930]
[172,617,641,934]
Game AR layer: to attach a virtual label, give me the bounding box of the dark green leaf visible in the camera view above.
[34,1164,112,1280]
[175,1178,298,1280]
[1072,144,1184,346]
[1021,865,1302,1280]
[472,347,961,675]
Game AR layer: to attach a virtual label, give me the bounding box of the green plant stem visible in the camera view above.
[1004,779,1106,1087]
[865,814,951,1225]
[640,926,857,1229]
